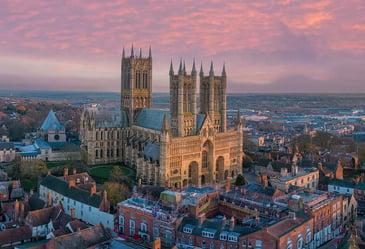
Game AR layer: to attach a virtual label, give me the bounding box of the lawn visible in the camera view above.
[46,161,68,169]
[90,165,131,179]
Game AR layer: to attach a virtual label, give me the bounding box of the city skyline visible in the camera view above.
[0,0,364,93]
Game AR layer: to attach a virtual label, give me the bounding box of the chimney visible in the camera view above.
[47,192,53,206]
[64,168,69,176]
[30,189,34,196]
[77,227,81,232]
[47,170,51,175]
[12,181,17,190]
[280,168,287,177]
[198,213,205,227]
[152,237,161,249]
[14,199,19,222]
[24,194,29,202]
[70,207,75,219]
[90,184,97,196]
[69,180,75,188]
[20,202,24,222]
[221,216,227,228]
[73,168,77,175]
[230,216,235,230]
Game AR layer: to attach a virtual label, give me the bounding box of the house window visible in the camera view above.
[256,240,262,247]
[210,242,214,249]
[297,237,303,249]
[189,237,193,245]
[248,241,252,248]
[202,241,206,249]
[141,222,148,232]
[242,241,246,247]
[130,220,135,235]
[181,236,185,244]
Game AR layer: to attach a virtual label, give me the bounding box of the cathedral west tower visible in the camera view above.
[121,45,152,125]
[169,59,197,137]
[199,62,227,132]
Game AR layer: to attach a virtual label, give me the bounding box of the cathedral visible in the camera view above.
[80,46,243,188]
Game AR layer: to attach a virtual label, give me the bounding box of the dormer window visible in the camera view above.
[183,225,194,234]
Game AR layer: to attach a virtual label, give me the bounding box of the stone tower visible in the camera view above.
[169,59,197,137]
[121,45,152,124]
[199,61,227,132]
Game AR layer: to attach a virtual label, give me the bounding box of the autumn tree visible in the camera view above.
[102,181,131,210]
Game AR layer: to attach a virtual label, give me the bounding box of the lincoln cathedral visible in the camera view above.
[80,46,243,188]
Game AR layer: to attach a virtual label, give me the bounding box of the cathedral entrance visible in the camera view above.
[201,175,206,185]
[188,161,199,185]
[216,156,225,182]
[202,140,214,183]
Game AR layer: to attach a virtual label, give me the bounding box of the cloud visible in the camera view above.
[0,0,364,92]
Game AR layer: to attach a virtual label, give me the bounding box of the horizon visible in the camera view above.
[1,0,364,93]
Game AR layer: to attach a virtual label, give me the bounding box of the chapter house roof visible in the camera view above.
[40,110,64,131]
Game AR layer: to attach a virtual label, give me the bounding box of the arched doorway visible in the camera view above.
[188,161,199,185]
[202,140,214,183]
[201,175,206,185]
[216,156,225,182]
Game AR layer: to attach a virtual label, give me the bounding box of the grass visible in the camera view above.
[46,161,69,169]
[90,165,130,179]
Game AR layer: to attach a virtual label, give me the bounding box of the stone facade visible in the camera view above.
[80,47,243,188]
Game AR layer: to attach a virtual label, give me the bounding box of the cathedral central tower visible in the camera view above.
[169,60,197,137]
[121,45,152,125]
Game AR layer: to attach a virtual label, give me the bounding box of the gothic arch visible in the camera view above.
[216,156,225,182]
[188,161,199,185]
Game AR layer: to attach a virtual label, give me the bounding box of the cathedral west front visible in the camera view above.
[80,46,243,188]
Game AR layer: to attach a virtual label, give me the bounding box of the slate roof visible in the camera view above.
[355,182,365,190]
[135,108,170,131]
[40,110,65,131]
[177,217,259,239]
[0,142,14,150]
[35,139,52,149]
[87,108,128,128]
[328,178,355,188]
[142,142,160,162]
[135,108,206,131]
[40,175,103,209]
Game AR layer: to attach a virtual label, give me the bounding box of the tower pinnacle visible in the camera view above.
[209,61,214,76]
[169,60,174,76]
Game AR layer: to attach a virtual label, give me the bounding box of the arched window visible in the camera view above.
[202,151,208,168]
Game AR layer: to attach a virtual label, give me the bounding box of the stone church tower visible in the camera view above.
[169,60,197,137]
[121,45,152,124]
[199,62,227,132]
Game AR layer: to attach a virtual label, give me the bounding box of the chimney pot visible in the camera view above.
[64,168,69,176]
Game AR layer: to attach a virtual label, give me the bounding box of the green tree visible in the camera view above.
[235,174,246,186]
[102,181,131,209]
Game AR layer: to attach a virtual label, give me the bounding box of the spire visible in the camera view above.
[209,61,214,76]
[191,59,197,75]
[183,60,186,74]
[169,60,174,76]
[149,45,152,58]
[199,61,204,77]
[161,113,170,132]
[131,44,134,58]
[222,62,226,77]
[122,46,125,59]
[178,58,183,74]
[139,48,142,58]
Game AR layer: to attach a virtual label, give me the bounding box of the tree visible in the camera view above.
[102,181,131,209]
[235,174,246,186]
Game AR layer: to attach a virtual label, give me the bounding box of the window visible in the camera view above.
[297,237,303,249]
[189,237,193,245]
[181,236,185,244]
[183,226,193,234]
[247,241,252,248]
[220,234,227,240]
[130,220,135,235]
[228,236,238,242]
[141,222,148,232]
[306,232,311,243]
[256,240,262,247]
[210,242,214,249]
[202,151,208,168]
[202,241,206,249]
[242,241,246,247]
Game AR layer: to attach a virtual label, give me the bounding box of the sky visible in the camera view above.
[0,0,364,93]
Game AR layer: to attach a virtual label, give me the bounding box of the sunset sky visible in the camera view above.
[0,0,364,92]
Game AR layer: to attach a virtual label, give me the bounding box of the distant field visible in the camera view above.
[90,165,131,179]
